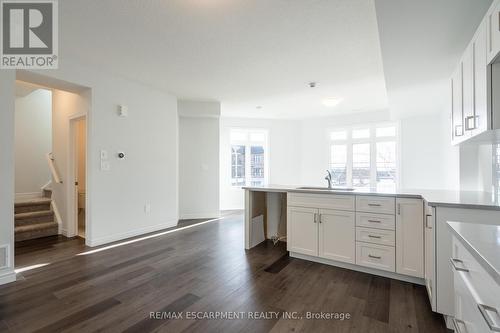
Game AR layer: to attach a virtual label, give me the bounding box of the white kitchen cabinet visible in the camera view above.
[462,43,475,138]
[424,203,436,311]
[396,198,424,278]
[355,242,395,272]
[472,20,489,136]
[452,235,500,333]
[451,65,464,144]
[318,209,355,263]
[487,0,500,64]
[287,206,318,256]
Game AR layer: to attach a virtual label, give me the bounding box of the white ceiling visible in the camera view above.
[58,0,492,119]
[59,0,387,118]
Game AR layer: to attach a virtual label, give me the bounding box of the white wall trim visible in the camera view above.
[0,270,16,285]
[41,180,52,192]
[179,212,221,220]
[15,192,42,201]
[51,200,63,235]
[86,219,178,247]
[291,252,425,285]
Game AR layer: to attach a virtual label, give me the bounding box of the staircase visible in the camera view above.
[15,190,58,242]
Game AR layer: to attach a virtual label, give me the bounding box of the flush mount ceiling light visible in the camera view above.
[322,97,342,107]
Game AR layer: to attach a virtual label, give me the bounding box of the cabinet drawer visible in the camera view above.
[356,227,395,247]
[356,196,395,215]
[288,192,354,211]
[356,212,395,230]
[454,267,493,333]
[356,242,395,272]
[452,236,500,317]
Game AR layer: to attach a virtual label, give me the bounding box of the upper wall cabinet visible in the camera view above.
[487,0,500,64]
[450,16,489,145]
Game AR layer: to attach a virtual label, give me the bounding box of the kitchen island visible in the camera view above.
[243,185,500,327]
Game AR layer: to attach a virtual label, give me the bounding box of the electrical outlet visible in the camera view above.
[144,203,151,214]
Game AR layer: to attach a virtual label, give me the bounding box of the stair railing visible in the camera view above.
[46,152,63,184]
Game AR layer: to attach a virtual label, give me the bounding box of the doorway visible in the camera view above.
[70,117,87,239]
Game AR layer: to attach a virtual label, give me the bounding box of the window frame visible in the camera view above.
[230,128,269,188]
[328,122,400,189]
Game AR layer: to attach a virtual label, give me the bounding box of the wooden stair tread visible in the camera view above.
[15,210,54,220]
[15,198,52,207]
[15,221,58,233]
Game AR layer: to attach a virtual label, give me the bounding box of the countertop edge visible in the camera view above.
[447,221,500,286]
[242,187,500,211]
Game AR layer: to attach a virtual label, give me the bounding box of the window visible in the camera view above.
[230,129,268,187]
[329,124,398,189]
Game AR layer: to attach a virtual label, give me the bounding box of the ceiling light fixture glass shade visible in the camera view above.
[322,98,342,107]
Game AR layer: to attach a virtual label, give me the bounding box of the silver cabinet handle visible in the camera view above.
[368,219,381,223]
[450,258,469,272]
[397,203,401,215]
[368,254,381,259]
[368,203,381,207]
[425,214,433,229]
[313,213,317,223]
[319,214,322,224]
[368,235,381,239]
[455,124,464,137]
[465,116,477,131]
[478,304,500,332]
[452,318,468,333]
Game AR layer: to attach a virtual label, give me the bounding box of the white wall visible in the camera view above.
[399,111,459,190]
[0,71,16,285]
[220,117,301,210]
[14,89,52,197]
[18,59,179,247]
[178,101,220,219]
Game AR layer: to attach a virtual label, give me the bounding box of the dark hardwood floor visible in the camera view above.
[0,212,449,332]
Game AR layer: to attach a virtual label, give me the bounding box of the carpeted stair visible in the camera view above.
[15,197,58,242]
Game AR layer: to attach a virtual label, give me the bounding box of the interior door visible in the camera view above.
[318,209,355,263]
[287,206,318,256]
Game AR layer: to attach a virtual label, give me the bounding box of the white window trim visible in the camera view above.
[328,122,400,189]
[230,128,270,188]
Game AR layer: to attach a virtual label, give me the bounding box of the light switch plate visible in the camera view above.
[101,161,110,171]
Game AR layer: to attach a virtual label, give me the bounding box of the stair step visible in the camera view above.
[15,210,54,226]
[15,222,58,242]
[15,199,51,214]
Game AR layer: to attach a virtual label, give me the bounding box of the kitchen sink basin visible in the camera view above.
[296,186,355,191]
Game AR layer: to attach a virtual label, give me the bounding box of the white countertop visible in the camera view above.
[242,185,500,210]
[447,221,500,286]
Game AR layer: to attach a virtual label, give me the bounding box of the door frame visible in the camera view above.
[67,114,87,238]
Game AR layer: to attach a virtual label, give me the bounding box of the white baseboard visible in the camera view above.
[0,270,16,285]
[86,219,178,247]
[15,192,42,201]
[179,211,221,220]
[291,252,425,285]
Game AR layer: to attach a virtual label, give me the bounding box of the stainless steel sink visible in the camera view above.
[296,186,355,191]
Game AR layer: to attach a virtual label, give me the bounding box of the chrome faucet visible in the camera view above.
[325,170,333,189]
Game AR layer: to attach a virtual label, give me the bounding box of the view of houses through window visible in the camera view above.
[330,124,398,189]
[230,129,268,187]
